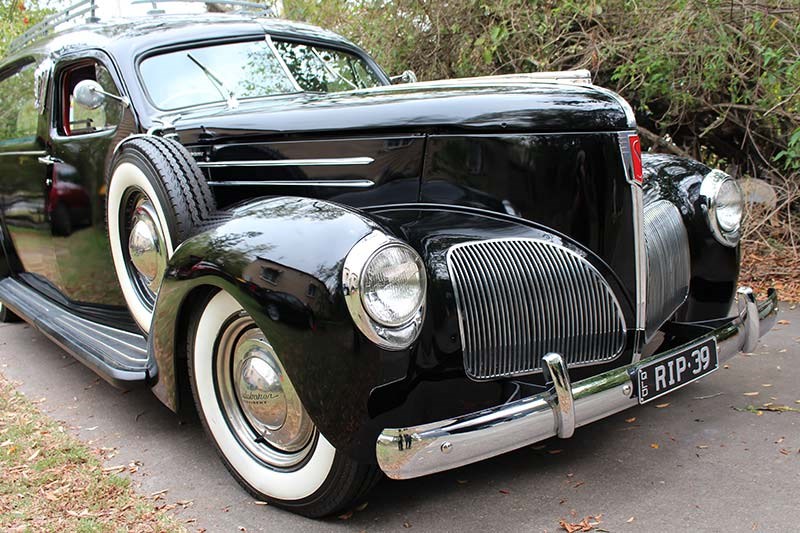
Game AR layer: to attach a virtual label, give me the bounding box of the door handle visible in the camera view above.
[37,155,62,166]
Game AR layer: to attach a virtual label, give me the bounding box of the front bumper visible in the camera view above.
[376,287,778,479]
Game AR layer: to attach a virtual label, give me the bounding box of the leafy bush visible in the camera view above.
[0,0,49,56]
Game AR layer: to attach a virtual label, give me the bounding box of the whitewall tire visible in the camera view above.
[187,290,381,517]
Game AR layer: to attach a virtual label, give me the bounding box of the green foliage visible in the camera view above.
[0,0,49,57]
[284,0,800,179]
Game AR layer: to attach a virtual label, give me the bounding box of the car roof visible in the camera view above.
[2,13,357,67]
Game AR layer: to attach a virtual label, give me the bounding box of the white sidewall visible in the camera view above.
[107,162,175,333]
[193,291,336,501]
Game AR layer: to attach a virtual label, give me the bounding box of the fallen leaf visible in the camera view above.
[650,443,660,449]
[627,516,635,523]
[777,319,790,325]
[625,417,636,423]
[548,449,563,455]
[779,448,791,455]
[574,481,585,488]
[403,521,412,528]
[655,403,670,408]
[743,392,760,396]
[499,489,510,494]
[26,449,39,461]
[338,511,353,520]
[696,445,709,449]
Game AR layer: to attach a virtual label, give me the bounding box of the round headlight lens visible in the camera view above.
[361,244,426,327]
[715,178,743,232]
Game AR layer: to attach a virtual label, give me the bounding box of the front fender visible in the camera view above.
[641,153,740,320]
[148,196,409,460]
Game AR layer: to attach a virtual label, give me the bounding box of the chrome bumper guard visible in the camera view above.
[376,287,778,479]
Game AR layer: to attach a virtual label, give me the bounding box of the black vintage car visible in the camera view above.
[0,0,778,518]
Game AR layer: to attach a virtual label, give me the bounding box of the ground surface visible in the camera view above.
[0,307,798,533]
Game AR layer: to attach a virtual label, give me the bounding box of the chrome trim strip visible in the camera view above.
[618,131,647,360]
[265,34,303,93]
[376,287,778,480]
[196,157,375,168]
[0,150,47,157]
[207,179,375,188]
[543,353,575,439]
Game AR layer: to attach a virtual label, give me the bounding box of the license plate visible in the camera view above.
[636,338,718,404]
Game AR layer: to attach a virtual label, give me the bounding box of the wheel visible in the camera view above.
[0,301,21,323]
[107,136,214,333]
[188,290,381,517]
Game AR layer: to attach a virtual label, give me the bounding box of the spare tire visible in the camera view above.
[107,136,215,333]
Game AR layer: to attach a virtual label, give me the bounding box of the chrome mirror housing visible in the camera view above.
[73,79,106,109]
[390,70,418,85]
[73,79,130,109]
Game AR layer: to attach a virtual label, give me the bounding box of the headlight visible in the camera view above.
[343,231,426,350]
[699,170,743,247]
[361,245,425,327]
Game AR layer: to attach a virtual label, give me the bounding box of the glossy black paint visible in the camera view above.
[420,133,637,306]
[641,153,740,321]
[152,197,638,461]
[0,14,744,464]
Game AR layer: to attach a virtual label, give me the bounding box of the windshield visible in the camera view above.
[139,39,384,111]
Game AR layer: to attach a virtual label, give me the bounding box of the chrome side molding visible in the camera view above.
[207,179,374,188]
[196,156,374,168]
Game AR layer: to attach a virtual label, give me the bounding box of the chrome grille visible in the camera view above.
[644,200,691,339]
[447,239,627,380]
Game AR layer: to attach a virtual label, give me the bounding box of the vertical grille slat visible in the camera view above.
[447,238,627,380]
[644,200,691,339]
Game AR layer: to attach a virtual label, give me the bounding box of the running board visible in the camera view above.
[0,277,149,389]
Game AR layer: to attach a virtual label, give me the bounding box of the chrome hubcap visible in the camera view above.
[126,197,167,299]
[217,315,315,467]
[236,344,287,432]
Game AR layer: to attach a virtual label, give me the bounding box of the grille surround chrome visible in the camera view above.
[643,200,691,339]
[447,238,628,381]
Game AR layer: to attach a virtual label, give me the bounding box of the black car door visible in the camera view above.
[0,57,61,289]
[44,52,132,307]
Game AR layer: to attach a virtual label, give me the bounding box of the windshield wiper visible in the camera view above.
[186,53,239,109]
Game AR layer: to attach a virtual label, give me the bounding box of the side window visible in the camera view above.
[0,62,38,145]
[59,61,122,136]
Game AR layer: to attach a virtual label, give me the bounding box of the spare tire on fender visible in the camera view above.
[107,136,215,333]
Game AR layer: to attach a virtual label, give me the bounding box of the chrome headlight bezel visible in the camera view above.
[699,169,743,247]
[342,231,426,350]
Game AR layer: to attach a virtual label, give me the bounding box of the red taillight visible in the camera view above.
[628,134,643,183]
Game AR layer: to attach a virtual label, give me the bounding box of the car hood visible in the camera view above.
[167,80,631,142]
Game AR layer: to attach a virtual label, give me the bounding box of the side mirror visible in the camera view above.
[73,79,130,109]
[390,70,418,85]
[73,79,106,109]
